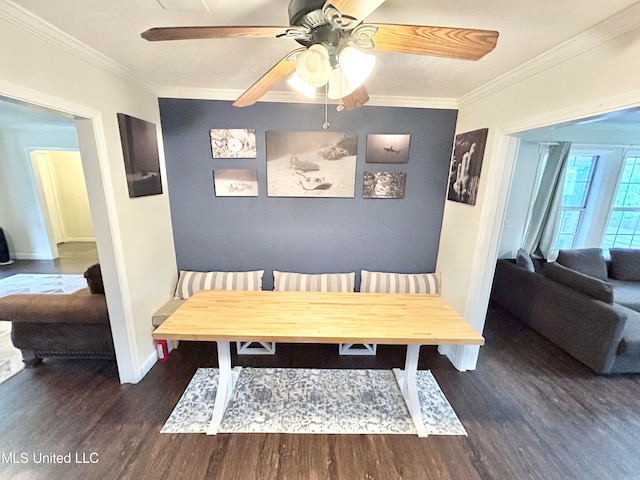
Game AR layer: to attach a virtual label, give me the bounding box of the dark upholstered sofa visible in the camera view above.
[0,265,115,367]
[490,248,640,374]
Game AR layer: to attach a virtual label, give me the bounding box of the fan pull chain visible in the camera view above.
[322,82,330,129]
[337,72,344,112]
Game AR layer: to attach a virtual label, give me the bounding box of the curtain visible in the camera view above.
[522,142,572,259]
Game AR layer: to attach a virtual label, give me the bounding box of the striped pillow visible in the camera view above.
[360,270,440,294]
[273,271,355,292]
[174,270,264,299]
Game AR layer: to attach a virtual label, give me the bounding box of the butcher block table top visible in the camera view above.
[152,290,484,346]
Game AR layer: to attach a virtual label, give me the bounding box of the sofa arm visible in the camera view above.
[0,288,109,325]
[525,276,626,374]
[491,259,626,374]
[549,297,628,374]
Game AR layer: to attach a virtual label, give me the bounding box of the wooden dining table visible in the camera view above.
[152,289,484,437]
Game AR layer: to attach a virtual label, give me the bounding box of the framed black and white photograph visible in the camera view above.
[210,129,257,158]
[117,113,163,198]
[266,131,358,198]
[213,169,258,197]
[366,134,410,163]
[363,171,407,199]
[447,128,488,206]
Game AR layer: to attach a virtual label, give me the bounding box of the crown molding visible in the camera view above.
[0,0,157,94]
[157,86,459,110]
[6,0,637,113]
[459,2,640,108]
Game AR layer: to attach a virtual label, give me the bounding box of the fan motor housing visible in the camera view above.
[288,0,325,27]
[288,0,349,48]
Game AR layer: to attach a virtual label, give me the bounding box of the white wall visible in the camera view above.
[48,150,95,241]
[436,11,640,370]
[0,128,78,259]
[496,142,541,259]
[0,9,177,383]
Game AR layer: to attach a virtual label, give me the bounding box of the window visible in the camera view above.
[555,154,597,249]
[603,155,640,249]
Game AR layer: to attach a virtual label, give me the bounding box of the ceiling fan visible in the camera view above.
[142,0,499,110]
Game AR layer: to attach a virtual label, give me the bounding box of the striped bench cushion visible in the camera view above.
[174,270,264,299]
[273,271,355,292]
[360,270,440,294]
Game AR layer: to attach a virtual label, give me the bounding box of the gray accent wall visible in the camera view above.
[159,99,456,290]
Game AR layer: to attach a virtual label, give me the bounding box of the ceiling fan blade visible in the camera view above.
[342,85,370,110]
[365,24,499,60]
[326,0,386,22]
[141,26,288,41]
[233,49,304,107]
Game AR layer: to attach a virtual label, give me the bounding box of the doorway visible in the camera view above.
[29,149,96,261]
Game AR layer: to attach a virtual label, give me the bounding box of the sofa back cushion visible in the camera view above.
[609,248,640,281]
[544,262,614,304]
[360,270,440,294]
[273,271,355,292]
[174,270,264,299]
[556,248,608,281]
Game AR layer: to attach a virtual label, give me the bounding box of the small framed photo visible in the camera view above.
[366,134,410,163]
[363,171,407,199]
[210,129,257,158]
[213,169,258,197]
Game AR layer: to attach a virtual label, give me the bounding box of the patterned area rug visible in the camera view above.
[0,273,87,296]
[162,367,467,435]
[0,321,23,384]
[0,274,87,384]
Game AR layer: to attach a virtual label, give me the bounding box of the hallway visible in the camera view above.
[0,241,98,279]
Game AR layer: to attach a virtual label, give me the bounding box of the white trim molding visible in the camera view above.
[0,0,156,94]
[157,86,459,110]
[460,2,640,108]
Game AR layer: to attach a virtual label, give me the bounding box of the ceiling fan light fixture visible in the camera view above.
[287,72,316,99]
[338,45,376,89]
[295,43,331,87]
[327,67,355,100]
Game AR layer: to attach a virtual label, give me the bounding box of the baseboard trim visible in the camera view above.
[13,252,54,260]
[63,237,96,243]
[138,349,158,383]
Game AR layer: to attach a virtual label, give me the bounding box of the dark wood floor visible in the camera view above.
[1,303,639,480]
[0,242,98,280]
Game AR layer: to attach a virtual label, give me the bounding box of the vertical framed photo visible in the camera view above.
[363,171,407,199]
[117,113,163,198]
[213,169,258,197]
[210,129,257,158]
[447,128,488,206]
[266,131,358,198]
[366,134,410,163]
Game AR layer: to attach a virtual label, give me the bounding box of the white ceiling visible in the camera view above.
[8,0,640,102]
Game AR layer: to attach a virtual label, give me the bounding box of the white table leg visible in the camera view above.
[393,344,428,437]
[206,341,240,435]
